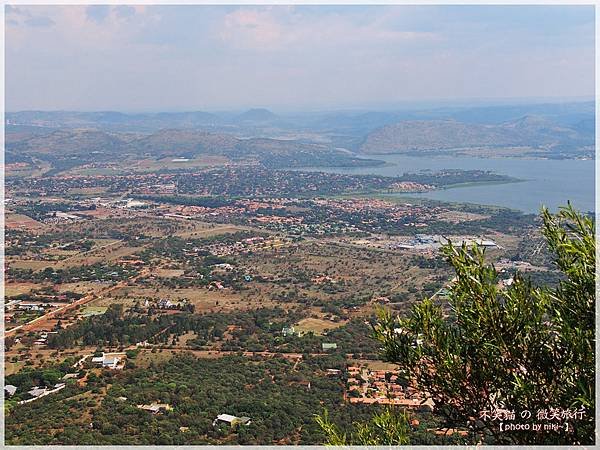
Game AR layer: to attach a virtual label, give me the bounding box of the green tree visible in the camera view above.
[315,407,410,445]
[370,204,594,445]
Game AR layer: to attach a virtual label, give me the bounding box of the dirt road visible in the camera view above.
[5,268,150,337]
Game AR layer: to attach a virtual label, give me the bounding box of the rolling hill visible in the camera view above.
[7,127,384,170]
[359,116,593,154]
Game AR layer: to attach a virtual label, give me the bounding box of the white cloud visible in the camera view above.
[4,5,594,111]
[6,6,156,51]
[218,7,439,52]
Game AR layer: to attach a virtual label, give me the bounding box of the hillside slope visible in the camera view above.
[360,116,592,154]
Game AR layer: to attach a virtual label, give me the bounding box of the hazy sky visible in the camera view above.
[5,5,595,112]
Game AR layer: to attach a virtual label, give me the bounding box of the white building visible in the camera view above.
[91,353,123,369]
[137,403,172,414]
[4,385,17,396]
[213,414,252,427]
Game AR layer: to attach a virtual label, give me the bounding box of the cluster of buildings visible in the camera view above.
[158,198,307,228]
[496,258,541,272]
[24,192,457,242]
[7,172,181,197]
[203,236,289,257]
[312,198,440,220]
[75,197,148,211]
[388,181,434,192]
[5,294,77,332]
[249,198,458,237]
[16,383,66,404]
[44,211,85,224]
[8,166,412,200]
[32,331,58,346]
[390,234,444,251]
[5,381,72,405]
[346,366,434,411]
[174,235,286,260]
[259,220,360,236]
[141,298,188,310]
[11,198,149,226]
[390,234,498,252]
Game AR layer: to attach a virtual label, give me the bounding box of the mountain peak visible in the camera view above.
[235,108,278,123]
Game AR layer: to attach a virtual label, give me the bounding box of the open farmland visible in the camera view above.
[5,213,45,230]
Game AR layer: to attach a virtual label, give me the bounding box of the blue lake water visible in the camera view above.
[304,154,595,214]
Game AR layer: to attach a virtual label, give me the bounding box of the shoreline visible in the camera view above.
[357,151,595,162]
[436,178,525,191]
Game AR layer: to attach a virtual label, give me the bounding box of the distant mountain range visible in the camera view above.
[359,115,593,155]
[8,101,593,133]
[6,102,594,161]
[5,109,279,131]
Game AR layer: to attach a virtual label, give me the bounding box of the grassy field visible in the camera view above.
[55,242,142,268]
[66,186,110,195]
[133,348,177,368]
[151,268,185,278]
[55,281,108,295]
[172,223,250,239]
[4,360,25,377]
[174,331,198,347]
[80,306,108,317]
[294,317,346,335]
[132,155,229,172]
[96,284,257,313]
[5,213,45,230]
[4,346,95,375]
[6,238,136,271]
[6,258,57,270]
[5,282,49,296]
